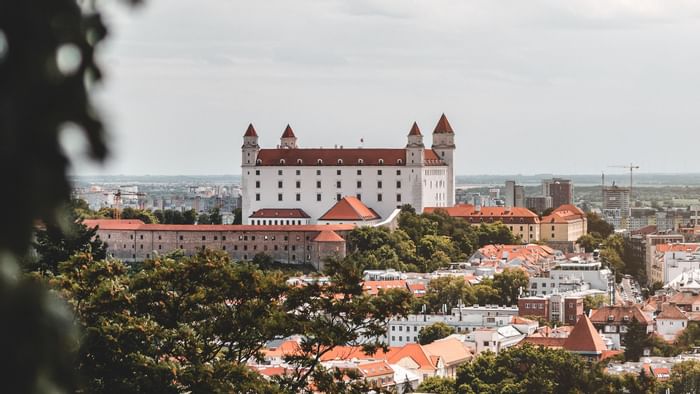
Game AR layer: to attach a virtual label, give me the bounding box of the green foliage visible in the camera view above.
[417,322,456,345]
[624,317,651,361]
[577,232,604,252]
[120,207,159,223]
[417,376,456,394]
[421,276,475,313]
[674,321,700,352]
[31,205,107,274]
[583,294,609,312]
[492,268,529,306]
[196,208,221,224]
[587,212,615,238]
[233,207,242,225]
[668,360,700,394]
[153,208,197,224]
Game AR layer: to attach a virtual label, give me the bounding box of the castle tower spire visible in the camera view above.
[431,114,456,206]
[280,124,298,149]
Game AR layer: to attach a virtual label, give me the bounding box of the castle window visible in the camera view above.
[356,193,361,200]
[256,181,260,188]
[357,181,362,188]
[256,159,262,165]
[337,169,341,175]
[337,159,343,165]
[396,194,402,202]
[296,170,301,176]
[377,169,382,175]
[358,159,364,165]
[317,159,323,165]
[316,169,321,175]
[378,194,383,201]
[255,170,260,175]
[336,181,341,188]
[378,181,382,188]
[278,193,283,201]
[296,181,301,188]
[396,181,402,188]
[337,194,341,201]
[397,159,403,164]
[317,193,322,201]
[279,159,285,165]
[396,170,401,175]
[278,181,283,188]
[378,159,384,165]
[297,159,303,165]
[357,169,362,175]
[296,193,301,201]
[317,181,321,188]
[256,193,260,201]
[278,169,283,175]
[442,151,445,157]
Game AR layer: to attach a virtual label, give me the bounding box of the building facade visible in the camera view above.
[241,115,456,224]
[542,178,574,208]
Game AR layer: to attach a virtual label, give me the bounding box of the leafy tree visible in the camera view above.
[422,276,475,313]
[417,376,455,394]
[475,221,518,246]
[577,232,604,252]
[624,317,651,361]
[120,207,159,223]
[183,208,197,224]
[472,280,501,305]
[233,207,242,225]
[31,206,107,274]
[587,212,614,238]
[208,207,223,224]
[668,360,700,394]
[492,268,529,306]
[197,212,212,224]
[674,321,700,351]
[418,322,456,345]
[583,294,609,313]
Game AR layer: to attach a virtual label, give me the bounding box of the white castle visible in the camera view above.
[241,115,456,225]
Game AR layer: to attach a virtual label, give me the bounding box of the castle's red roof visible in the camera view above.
[84,219,354,233]
[319,196,380,221]
[254,148,445,166]
[313,230,345,243]
[281,124,296,138]
[408,122,422,136]
[433,113,454,134]
[424,205,540,224]
[244,123,258,137]
[249,208,310,219]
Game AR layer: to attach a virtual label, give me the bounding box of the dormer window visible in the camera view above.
[623,316,630,322]
[337,159,343,165]
[608,315,614,322]
[256,159,262,165]
[279,159,285,165]
[358,158,364,165]
[297,159,303,165]
[397,159,403,164]
[317,159,323,165]
[378,159,384,165]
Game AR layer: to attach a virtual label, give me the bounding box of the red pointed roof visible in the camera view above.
[281,124,296,138]
[563,314,607,354]
[657,304,687,320]
[319,196,380,221]
[313,230,345,243]
[244,123,258,137]
[433,113,454,134]
[408,122,422,136]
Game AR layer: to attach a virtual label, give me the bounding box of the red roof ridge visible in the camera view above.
[657,303,687,320]
[244,123,258,137]
[281,124,296,138]
[319,196,381,221]
[433,113,454,134]
[314,230,345,243]
[408,122,422,136]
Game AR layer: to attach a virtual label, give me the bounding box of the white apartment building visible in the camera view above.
[529,257,613,296]
[240,115,456,224]
[387,306,519,346]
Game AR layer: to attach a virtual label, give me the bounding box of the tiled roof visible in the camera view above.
[362,280,407,295]
[657,304,687,320]
[668,292,700,305]
[319,346,397,362]
[84,219,354,233]
[655,243,700,253]
[542,205,586,224]
[424,205,540,224]
[387,343,437,371]
[358,361,394,378]
[433,113,454,134]
[408,122,422,136]
[249,208,310,219]
[589,306,652,325]
[319,196,380,221]
[281,124,296,138]
[564,314,607,354]
[254,148,446,166]
[423,338,472,365]
[314,230,345,243]
[263,339,301,358]
[244,123,258,137]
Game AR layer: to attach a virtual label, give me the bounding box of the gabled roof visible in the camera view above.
[281,124,296,138]
[657,304,687,320]
[319,196,380,221]
[387,343,437,371]
[254,148,446,167]
[542,204,586,224]
[408,122,422,136]
[362,280,407,295]
[244,123,258,137]
[564,314,607,354]
[655,243,700,253]
[433,113,454,134]
[318,346,397,362]
[589,306,652,325]
[249,208,310,219]
[357,361,394,378]
[314,230,345,243]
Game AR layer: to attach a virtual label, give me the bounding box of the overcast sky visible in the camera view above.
[72,0,700,176]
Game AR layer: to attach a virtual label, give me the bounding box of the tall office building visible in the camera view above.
[504,180,525,208]
[603,184,631,218]
[542,178,574,208]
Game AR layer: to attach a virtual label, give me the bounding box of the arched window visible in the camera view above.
[378,159,384,165]
[297,159,303,165]
[397,159,403,164]
[256,159,262,165]
[317,159,323,165]
[280,159,286,165]
[358,158,364,165]
[337,159,343,165]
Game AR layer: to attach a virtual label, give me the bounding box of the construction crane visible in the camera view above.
[104,189,146,220]
[608,163,640,200]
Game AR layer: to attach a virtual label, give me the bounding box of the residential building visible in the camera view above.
[528,257,613,297]
[539,204,588,252]
[241,115,455,224]
[542,178,574,208]
[525,196,553,214]
[520,314,610,361]
[589,306,653,349]
[655,304,688,341]
[423,205,541,243]
[647,242,699,285]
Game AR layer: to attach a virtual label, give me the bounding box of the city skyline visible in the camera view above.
[68,0,700,176]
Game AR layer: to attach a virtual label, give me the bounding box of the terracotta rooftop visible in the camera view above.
[254,148,445,167]
[408,122,422,136]
[318,346,397,362]
[655,243,700,253]
[542,204,587,224]
[423,338,472,365]
[84,219,355,233]
[244,123,258,137]
[249,208,310,219]
[387,343,437,371]
[281,124,296,138]
[563,314,607,354]
[433,113,454,134]
[668,291,700,305]
[589,306,652,325]
[424,205,540,224]
[313,230,345,243]
[657,304,687,320]
[357,361,394,378]
[319,196,380,222]
[362,280,407,295]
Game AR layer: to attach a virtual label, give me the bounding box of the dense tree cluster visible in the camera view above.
[417,322,456,345]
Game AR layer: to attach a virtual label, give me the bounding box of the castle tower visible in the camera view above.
[405,122,425,165]
[242,123,260,167]
[280,124,298,149]
[432,114,456,205]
